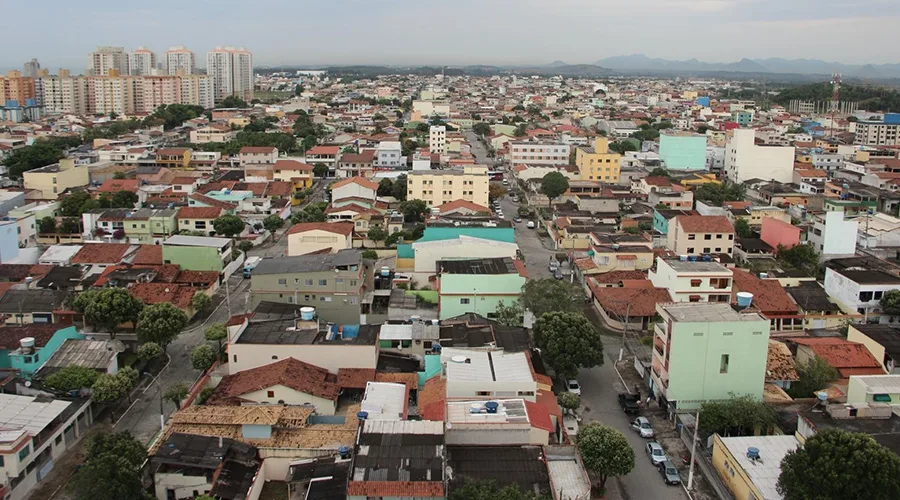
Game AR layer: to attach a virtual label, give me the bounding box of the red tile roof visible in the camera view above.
[339,151,376,163]
[675,215,734,233]
[209,358,340,404]
[731,269,799,315]
[70,243,133,264]
[375,372,418,393]
[331,176,379,191]
[131,245,163,265]
[96,179,139,193]
[176,206,223,220]
[435,199,491,213]
[524,400,555,432]
[227,313,253,327]
[644,176,674,187]
[513,260,529,279]
[324,203,381,216]
[274,159,314,171]
[0,324,67,349]
[590,271,647,283]
[171,177,198,185]
[175,270,220,286]
[790,338,885,378]
[337,368,376,389]
[347,482,444,497]
[306,146,340,156]
[418,377,447,422]
[129,283,197,308]
[287,222,354,237]
[590,284,672,317]
[188,193,237,211]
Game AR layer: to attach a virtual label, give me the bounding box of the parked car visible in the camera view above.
[554,269,564,280]
[513,216,522,223]
[527,221,536,229]
[549,261,559,272]
[566,379,582,395]
[646,442,667,466]
[617,393,641,413]
[563,415,579,438]
[631,416,655,438]
[658,460,682,485]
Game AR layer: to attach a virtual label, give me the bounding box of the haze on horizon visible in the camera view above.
[3,0,899,72]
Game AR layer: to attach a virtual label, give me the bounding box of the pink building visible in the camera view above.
[760,218,800,254]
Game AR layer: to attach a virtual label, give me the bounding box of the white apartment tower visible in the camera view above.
[88,46,129,76]
[129,47,157,76]
[165,46,197,76]
[206,46,253,103]
[40,75,89,115]
[23,58,40,78]
[723,128,795,184]
[429,125,446,154]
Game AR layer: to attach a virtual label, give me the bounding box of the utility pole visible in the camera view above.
[687,410,700,490]
[225,278,232,317]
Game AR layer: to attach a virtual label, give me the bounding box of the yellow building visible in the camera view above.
[711,434,800,500]
[407,165,489,207]
[23,158,89,200]
[680,172,722,189]
[156,148,192,169]
[273,159,314,205]
[575,137,622,182]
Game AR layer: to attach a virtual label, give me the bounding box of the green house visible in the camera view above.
[162,235,234,272]
[438,257,526,320]
[0,324,83,379]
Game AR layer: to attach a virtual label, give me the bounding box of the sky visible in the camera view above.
[3,0,900,72]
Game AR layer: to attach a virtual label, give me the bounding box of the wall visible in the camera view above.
[846,376,900,403]
[8,326,83,378]
[439,273,525,320]
[413,238,518,275]
[847,326,891,373]
[287,230,351,257]
[711,434,763,500]
[228,343,377,375]
[648,262,732,303]
[760,218,801,253]
[250,269,363,325]
[154,472,212,500]
[162,245,224,272]
[659,133,707,171]
[241,385,336,414]
[724,129,795,184]
[445,426,533,446]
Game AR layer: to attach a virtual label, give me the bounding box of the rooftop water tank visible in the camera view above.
[450,355,468,364]
[484,401,499,414]
[356,411,368,421]
[747,447,760,461]
[338,446,351,459]
[20,337,35,350]
[300,307,315,321]
[736,292,753,308]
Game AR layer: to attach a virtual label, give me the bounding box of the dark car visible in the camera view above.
[658,460,682,485]
[618,392,641,413]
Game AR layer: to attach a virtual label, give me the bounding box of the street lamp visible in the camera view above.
[143,372,165,431]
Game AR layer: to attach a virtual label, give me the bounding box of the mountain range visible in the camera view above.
[592,54,900,79]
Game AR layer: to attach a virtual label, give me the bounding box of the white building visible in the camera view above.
[128,47,157,76]
[374,141,403,168]
[441,348,538,402]
[854,118,900,147]
[207,46,253,103]
[429,125,446,154]
[509,142,571,166]
[165,46,197,75]
[649,258,733,303]
[724,128,795,184]
[88,46,129,76]
[39,75,89,115]
[824,264,900,322]
[410,236,518,281]
[807,211,858,257]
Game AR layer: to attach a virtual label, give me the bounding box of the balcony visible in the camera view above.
[654,323,668,344]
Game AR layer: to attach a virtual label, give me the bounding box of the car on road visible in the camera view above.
[527,220,536,229]
[617,392,641,413]
[658,460,682,485]
[631,416,655,438]
[554,269,565,280]
[646,441,668,466]
[513,216,521,223]
[566,379,582,395]
[563,415,579,438]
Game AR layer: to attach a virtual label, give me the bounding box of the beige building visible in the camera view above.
[190,124,237,144]
[286,222,353,256]
[649,258,733,303]
[666,215,735,257]
[23,158,90,200]
[407,165,489,207]
[39,75,89,114]
[239,146,278,166]
[88,46,129,76]
[509,142,571,166]
[576,137,622,182]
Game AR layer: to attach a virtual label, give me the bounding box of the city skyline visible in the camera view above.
[3,0,900,72]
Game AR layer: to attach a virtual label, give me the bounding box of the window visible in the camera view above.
[335,278,344,284]
[517,391,535,397]
[319,279,328,286]
[728,234,734,240]
[715,248,721,253]
[304,295,310,301]
[716,234,723,239]
[859,291,874,302]
[690,279,702,287]
[18,445,30,460]
[267,390,275,398]
[460,298,471,305]
[476,391,491,396]
[687,247,695,254]
[278,278,287,285]
[720,354,730,374]
[687,234,696,240]
[703,248,710,254]
[304,279,313,286]
[874,291,884,300]
[704,234,712,240]
[55,435,62,446]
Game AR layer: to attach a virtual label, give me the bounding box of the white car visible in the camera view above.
[563,415,580,438]
[646,441,668,466]
[567,379,582,396]
[527,221,536,229]
[631,416,655,438]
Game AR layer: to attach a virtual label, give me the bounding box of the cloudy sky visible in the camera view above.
[4,0,899,72]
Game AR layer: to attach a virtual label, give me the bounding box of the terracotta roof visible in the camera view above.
[227,313,253,327]
[795,169,827,178]
[287,222,354,237]
[674,215,734,233]
[524,401,555,432]
[274,159,314,171]
[418,377,446,421]
[239,146,276,154]
[264,181,294,197]
[790,338,885,377]
[131,245,163,265]
[590,271,647,283]
[324,203,381,216]
[96,179,139,193]
[157,148,189,155]
[210,358,340,404]
[0,282,16,301]
[337,368,376,389]
[306,146,340,156]
[513,260,529,279]
[176,206,223,220]
[435,199,491,213]
[339,151,376,163]
[175,270,220,285]
[129,283,197,308]
[347,482,443,497]
[189,193,237,211]
[375,372,418,393]
[171,177,198,185]
[589,284,672,317]
[536,389,562,419]
[620,279,654,288]
[731,269,799,314]
[331,176,379,191]
[71,244,133,264]
[767,340,800,382]
[0,324,67,349]
[644,176,674,187]
[575,258,598,271]
[0,264,37,282]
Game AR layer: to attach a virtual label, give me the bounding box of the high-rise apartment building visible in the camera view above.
[40,74,213,115]
[206,46,253,103]
[23,59,40,78]
[40,75,89,115]
[129,47,157,76]
[88,46,129,76]
[165,46,197,75]
[0,71,36,104]
[179,75,214,109]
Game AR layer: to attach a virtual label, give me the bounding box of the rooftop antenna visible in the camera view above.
[830,72,840,140]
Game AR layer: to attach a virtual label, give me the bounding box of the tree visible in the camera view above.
[788,357,839,398]
[136,303,188,351]
[58,217,81,234]
[212,214,245,237]
[694,182,746,206]
[118,366,139,388]
[520,279,583,319]
[649,167,671,178]
[361,249,379,260]
[449,481,545,500]
[291,202,327,223]
[59,191,95,216]
[191,344,217,371]
[142,103,204,129]
[534,312,604,378]
[540,172,569,207]
[494,300,524,327]
[489,184,508,203]
[881,289,900,316]
[191,292,212,315]
[262,214,285,234]
[778,429,900,500]
[4,141,65,179]
[73,288,144,336]
[219,95,249,108]
[113,171,127,180]
[577,423,635,493]
[137,342,163,363]
[557,392,581,415]
[777,243,820,276]
[69,432,150,500]
[472,122,491,137]
[391,174,408,201]
[37,216,56,234]
[313,163,329,178]
[237,240,254,253]
[377,178,394,197]
[91,372,132,404]
[164,383,189,409]
[514,124,527,136]
[43,365,100,392]
[608,141,637,154]
[400,199,428,223]
[734,218,752,238]
[699,394,777,436]
[367,224,388,247]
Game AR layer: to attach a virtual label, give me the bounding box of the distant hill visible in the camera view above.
[595,54,900,79]
[546,60,569,67]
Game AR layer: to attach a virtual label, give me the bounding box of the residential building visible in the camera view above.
[652,302,770,410]
[846,374,900,404]
[589,283,672,331]
[0,324,83,378]
[588,239,654,273]
[730,269,804,332]
[790,337,885,378]
[649,258,733,303]
[0,290,71,325]
[759,218,801,253]
[854,113,900,147]
[286,222,354,256]
[273,159,314,201]
[336,151,376,179]
[847,324,900,374]
[22,158,89,200]
[175,206,224,236]
[189,124,237,144]
[409,233,518,281]
[87,46,128,76]
[238,146,278,166]
[86,74,139,115]
[724,128,795,184]
[207,357,340,413]
[807,211,858,257]
[786,283,851,330]
[128,47,156,76]
[575,137,622,182]
[149,433,259,500]
[39,75,89,114]
[161,235,234,272]
[373,141,403,169]
[824,260,900,322]
[407,165,490,207]
[437,257,527,320]
[712,435,800,500]
[165,46,197,75]
[206,46,253,102]
[249,249,368,324]
[22,59,40,78]
[509,142,571,166]
[429,125,446,154]
[0,71,36,104]
[305,146,340,171]
[0,394,94,500]
[666,215,735,257]
[659,131,707,170]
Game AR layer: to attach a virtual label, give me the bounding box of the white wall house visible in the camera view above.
[411,236,518,280]
[724,129,795,184]
[429,125,446,155]
[441,348,538,402]
[824,266,900,323]
[807,211,858,257]
[374,141,403,168]
[649,258,733,303]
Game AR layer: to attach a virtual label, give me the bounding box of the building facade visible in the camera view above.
[659,131,707,171]
[165,46,197,75]
[666,215,735,257]
[509,142,571,166]
[88,46,129,76]
[128,47,157,76]
[407,165,489,207]
[854,114,900,146]
[429,125,446,154]
[724,129,795,184]
[207,46,253,103]
[575,137,622,182]
[648,258,733,303]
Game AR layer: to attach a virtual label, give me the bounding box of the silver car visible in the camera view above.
[658,460,681,485]
[631,416,655,438]
[646,441,667,466]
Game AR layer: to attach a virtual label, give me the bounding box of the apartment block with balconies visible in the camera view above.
[649,257,733,303]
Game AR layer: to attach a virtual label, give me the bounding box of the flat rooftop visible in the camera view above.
[660,302,767,323]
[446,399,529,425]
[253,249,361,275]
[438,257,517,275]
[0,394,72,443]
[163,234,231,249]
[662,259,731,273]
[719,435,800,500]
[442,348,534,383]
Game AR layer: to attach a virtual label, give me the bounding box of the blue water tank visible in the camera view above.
[884,113,900,125]
[338,446,351,459]
[357,411,369,420]
[484,401,499,414]
[341,325,360,339]
[736,292,753,308]
[747,447,760,460]
[300,307,315,321]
